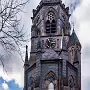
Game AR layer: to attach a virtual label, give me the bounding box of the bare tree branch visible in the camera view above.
[0,0,30,72]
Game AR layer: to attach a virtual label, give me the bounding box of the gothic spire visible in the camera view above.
[67,28,81,48]
[24,45,29,67]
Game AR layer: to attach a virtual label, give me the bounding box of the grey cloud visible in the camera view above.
[0,50,24,73]
[82,77,90,90]
[62,0,82,13]
[83,46,90,59]
[79,5,90,22]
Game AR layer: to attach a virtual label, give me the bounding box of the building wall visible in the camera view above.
[41,61,61,90]
[24,0,81,90]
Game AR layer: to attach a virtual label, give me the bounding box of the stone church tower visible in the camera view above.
[24,0,81,90]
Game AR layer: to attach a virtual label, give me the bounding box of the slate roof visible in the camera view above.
[42,48,61,60]
[67,30,81,48]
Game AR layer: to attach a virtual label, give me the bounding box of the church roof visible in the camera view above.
[42,48,61,60]
[67,30,81,48]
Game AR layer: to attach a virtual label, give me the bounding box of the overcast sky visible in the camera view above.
[0,0,90,90]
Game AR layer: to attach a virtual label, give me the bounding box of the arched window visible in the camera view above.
[45,71,57,90]
[51,19,56,33]
[46,20,50,33]
[48,82,54,90]
[46,11,56,34]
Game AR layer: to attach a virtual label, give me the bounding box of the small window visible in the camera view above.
[71,47,74,56]
[72,49,73,56]
[57,39,59,48]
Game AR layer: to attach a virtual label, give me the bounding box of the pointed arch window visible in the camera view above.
[46,11,56,34]
[51,19,56,33]
[45,71,57,90]
[46,20,51,33]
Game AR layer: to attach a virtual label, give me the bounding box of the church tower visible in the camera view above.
[24,0,81,90]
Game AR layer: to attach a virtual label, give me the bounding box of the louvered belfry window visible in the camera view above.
[51,19,56,33]
[46,11,56,34]
[46,20,51,33]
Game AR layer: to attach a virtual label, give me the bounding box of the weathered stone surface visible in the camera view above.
[24,0,81,90]
[42,48,61,60]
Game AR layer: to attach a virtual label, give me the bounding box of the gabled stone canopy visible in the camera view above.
[42,48,61,60]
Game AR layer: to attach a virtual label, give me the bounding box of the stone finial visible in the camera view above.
[24,45,29,66]
[26,45,28,50]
